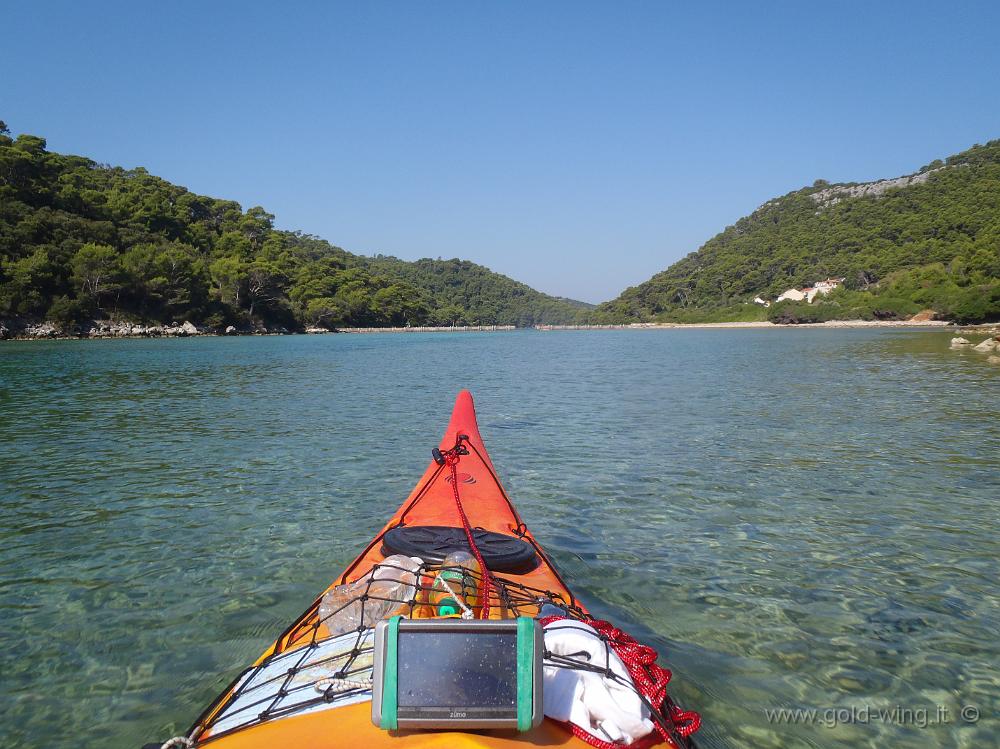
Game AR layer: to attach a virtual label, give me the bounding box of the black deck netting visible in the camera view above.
[189,557,695,748]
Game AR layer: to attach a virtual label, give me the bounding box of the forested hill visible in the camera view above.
[598,140,1000,324]
[364,256,593,328]
[0,123,588,331]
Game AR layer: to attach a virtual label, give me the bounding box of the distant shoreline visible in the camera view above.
[536,320,955,330]
[0,321,517,341]
[4,318,987,341]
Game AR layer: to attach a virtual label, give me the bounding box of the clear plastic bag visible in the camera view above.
[317,555,422,637]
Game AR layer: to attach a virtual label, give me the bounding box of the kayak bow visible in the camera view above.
[167,390,697,749]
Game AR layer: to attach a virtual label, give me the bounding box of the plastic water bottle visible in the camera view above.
[429,550,481,616]
[537,602,568,619]
[318,555,422,637]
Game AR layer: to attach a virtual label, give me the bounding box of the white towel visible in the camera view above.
[542,619,655,745]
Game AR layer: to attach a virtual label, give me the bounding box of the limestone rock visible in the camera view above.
[988,355,1000,365]
[26,322,60,338]
[950,337,970,346]
[179,321,198,336]
[225,325,237,335]
[973,339,997,352]
[810,166,946,209]
[90,321,160,337]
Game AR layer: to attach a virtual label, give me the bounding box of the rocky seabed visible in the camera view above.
[950,329,1000,364]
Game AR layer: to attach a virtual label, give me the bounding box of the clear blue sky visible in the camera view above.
[3,1,1000,303]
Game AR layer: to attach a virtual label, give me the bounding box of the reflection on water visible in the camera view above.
[1,330,998,748]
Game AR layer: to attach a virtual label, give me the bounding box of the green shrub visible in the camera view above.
[46,295,90,328]
[767,300,842,324]
[656,303,769,324]
[939,283,1000,324]
[864,295,921,320]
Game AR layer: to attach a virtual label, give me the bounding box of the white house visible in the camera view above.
[813,278,844,295]
[774,278,845,304]
[776,288,806,303]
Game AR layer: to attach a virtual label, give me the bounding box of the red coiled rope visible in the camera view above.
[443,443,492,619]
[539,616,701,747]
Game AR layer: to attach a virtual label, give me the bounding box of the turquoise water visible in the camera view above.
[1,330,998,749]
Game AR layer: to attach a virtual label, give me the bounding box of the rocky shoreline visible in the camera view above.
[1,317,996,341]
[0,319,516,340]
[0,319,293,340]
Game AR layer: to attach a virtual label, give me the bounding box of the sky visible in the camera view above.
[3,1,1000,303]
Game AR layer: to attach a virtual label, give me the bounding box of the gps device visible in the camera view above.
[371,616,543,731]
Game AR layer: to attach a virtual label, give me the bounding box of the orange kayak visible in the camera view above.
[165,391,696,749]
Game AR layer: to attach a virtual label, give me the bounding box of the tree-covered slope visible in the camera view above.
[364,256,592,327]
[0,122,587,330]
[598,140,1000,323]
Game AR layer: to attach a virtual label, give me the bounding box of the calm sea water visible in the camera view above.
[1,330,998,749]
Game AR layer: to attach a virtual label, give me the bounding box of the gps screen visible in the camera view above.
[396,630,518,709]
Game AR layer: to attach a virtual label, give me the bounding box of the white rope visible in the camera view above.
[433,572,475,619]
[314,675,374,693]
[159,736,194,749]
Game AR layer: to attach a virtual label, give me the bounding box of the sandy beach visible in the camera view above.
[649,319,953,329]
[536,319,956,331]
